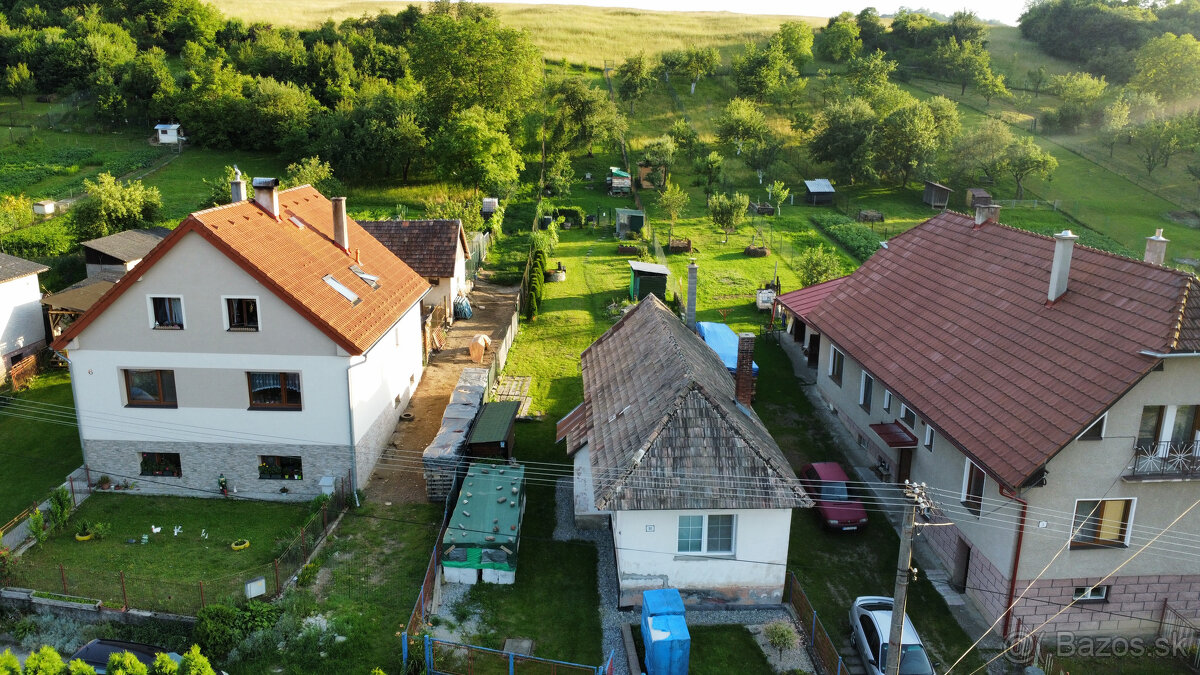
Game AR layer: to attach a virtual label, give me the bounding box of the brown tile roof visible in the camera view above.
[359,220,468,279]
[41,279,115,313]
[576,295,810,512]
[81,227,171,263]
[0,252,48,284]
[807,210,1198,488]
[775,276,848,322]
[53,186,429,355]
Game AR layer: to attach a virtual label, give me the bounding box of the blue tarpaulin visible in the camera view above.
[454,295,472,320]
[696,322,758,376]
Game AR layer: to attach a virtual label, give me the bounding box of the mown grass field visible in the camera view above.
[0,372,84,525]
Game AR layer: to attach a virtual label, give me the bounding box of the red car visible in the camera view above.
[799,462,869,531]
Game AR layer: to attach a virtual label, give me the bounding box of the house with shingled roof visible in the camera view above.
[0,252,49,375]
[558,294,811,607]
[359,220,470,324]
[81,227,171,281]
[780,204,1200,637]
[52,177,430,501]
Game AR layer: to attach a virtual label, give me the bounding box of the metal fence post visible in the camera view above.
[300,524,307,560]
[120,571,128,611]
[811,610,817,643]
[837,656,843,675]
[59,564,67,594]
[509,652,515,675]
[199,581,205,609]
[274,559,281,596]
[424,635,433,666]
[401,632,408,667]
[68,477,75,506]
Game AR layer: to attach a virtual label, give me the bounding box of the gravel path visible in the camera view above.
[553,478,811,674]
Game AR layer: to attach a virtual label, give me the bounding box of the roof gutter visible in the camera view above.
[999,485,1029,640]
[1138,350,1200,358]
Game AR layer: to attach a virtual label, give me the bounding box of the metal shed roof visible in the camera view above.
[468,401,520,445]
[442,464,525,547]
[154,123,180,130]
[628,260,668,275]
[804,179,835,193]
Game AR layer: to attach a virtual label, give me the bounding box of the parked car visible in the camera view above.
[848,596,936,675]
[69,640,181,674]
[798,462,869,531]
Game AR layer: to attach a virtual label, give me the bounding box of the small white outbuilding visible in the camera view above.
[153,123,181,145]
[33,200,55,216]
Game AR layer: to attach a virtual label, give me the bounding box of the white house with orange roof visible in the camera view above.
[53,176,430,500]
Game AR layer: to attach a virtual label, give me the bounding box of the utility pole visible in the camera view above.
[886,481,933,675]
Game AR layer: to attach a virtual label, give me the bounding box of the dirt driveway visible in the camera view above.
[364,279,520,504]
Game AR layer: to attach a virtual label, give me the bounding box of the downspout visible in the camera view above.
[999,485,1029,639]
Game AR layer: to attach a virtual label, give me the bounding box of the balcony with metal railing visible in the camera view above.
[1124,440,1200,481]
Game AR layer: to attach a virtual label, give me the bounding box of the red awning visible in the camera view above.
[870,422,919,448]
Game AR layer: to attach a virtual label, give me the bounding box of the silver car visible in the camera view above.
[848,596,937,675]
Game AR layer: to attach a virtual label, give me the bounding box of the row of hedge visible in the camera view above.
[809,213,881,262]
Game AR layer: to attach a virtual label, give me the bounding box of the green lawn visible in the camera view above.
[13,494,309,613]
[631,624,775,675]
[141,148,289,220]
[0,371,84,526]
[1058,655,1192,674]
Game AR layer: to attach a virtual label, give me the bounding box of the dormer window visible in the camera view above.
[323,275,360,305]
[149,296,184,329]
[349,264,380,290]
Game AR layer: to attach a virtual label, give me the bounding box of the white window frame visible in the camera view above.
[859,372,874,411]
[828,347,845,385]
[961,458,985,515]
[924,425,935,451]
[146,295,185,330]
[899,403,917,428]
[1072,585,1109,602]
[1070,498,1136,548]
[220,295,261,332]
[677,514,737,556]
[1077,413,1106,441]
[883,390,893,413]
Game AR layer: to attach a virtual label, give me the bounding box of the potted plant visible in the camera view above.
[75,520,110,541]
[96,475,111,490]
[231,538,250,551]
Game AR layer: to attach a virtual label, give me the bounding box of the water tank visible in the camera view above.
[644,613,689,675]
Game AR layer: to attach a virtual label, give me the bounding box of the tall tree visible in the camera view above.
[71,173,163,241]
[3,64,35,110]
[776,21,815,72]
[658,49,686,83]
[855,8,886,52]
[681,45,719,95]
[657,179,690,238]
[709,191,750,243]
[715,98,768,155]
[1101,98,1130,157]
[432,105,524,196]
[769,180,790,214]
[731,40,798,101]
[1136,119,1181,175]
[975,71,1009,106]
[817,19,862,63]
[1027,65,1047,97]
[924,95,962,146]
[1004,137,1058,199]
[616,52,656,113]
[547,75,625,157]
[934,37,992,96]
[1134,32,1200,111]
[545,151,574,196]
[950,117,1013,181]
[875,103,939,186]
[694,151,724,201]
[810,97,877,184]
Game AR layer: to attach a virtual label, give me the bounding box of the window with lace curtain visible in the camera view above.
[247,372,302,409]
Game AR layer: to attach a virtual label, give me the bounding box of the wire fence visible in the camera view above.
[401,633,614,675]
[3,472,351,615]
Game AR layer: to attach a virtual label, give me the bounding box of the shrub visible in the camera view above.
[297,563,319,587]
[0,195,33,234]
[827,223,881,261]
[309,493,331,514]
[28,509,47,544]
[0,220,73,258]
[552,205,587,228]
[49,487,71,531]
[195,605,242,657]
[22,645,66,675]
[764,620,799,658]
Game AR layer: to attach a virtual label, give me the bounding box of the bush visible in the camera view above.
[195,605,242,657]
[49,487,71,531]
[309,493,331,514]
[552,205,587,228]
[0,220,74,258]
[809,213,880,261]
[28,509,47,544]
[764,620,799,658]
[297,563,319,587]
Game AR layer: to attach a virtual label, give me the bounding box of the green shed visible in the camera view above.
[629,260,669,302]
[467,401,520,459]
[441,463,526,585]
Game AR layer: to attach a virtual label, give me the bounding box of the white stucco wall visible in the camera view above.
[0,273,45,363]
[611,507,791,605]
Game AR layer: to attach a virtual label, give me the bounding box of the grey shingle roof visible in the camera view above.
[0,253,48,284]
[576,295,809,512]
[359,220,467,279]
[81,227,171,262]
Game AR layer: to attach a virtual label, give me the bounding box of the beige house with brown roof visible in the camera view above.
[779,206,1200,638]
[559,295,811,607]
[53,179,430,500]
[360,220,470,324]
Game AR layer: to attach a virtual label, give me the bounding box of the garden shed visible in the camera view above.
[966,188,992,209]
[923,181,952,209]
[153,123,181,145]
[629,260,668,302]
[480,197,499,221]
[33,200,55,216]
[441,463,526,585]
[608,167,632,195]
[804,179,835,205]
[467,400,520,459]
[615,208,645,239]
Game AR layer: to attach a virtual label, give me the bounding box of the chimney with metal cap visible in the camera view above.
[686,258,698,331]
[252,177,280,218]
[1048,230,1079,303]
[974,203,1001,227]
[332,197,349,251]
[230,165,246,203]
[735,332,756,405]
[1144,229,1169,266]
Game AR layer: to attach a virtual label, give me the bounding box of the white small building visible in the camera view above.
[154,124,181,145]
[33,200,55,216]
[559,295,812,607]
[360,220,471,323]
[53,180,431,500]
[0,253,49,374]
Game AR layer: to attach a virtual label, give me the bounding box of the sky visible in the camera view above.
[477,0,1026,27]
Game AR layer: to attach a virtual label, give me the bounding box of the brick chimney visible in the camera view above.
[1048,230,1079,303]
[230,165,246,202]
[252,177,280,218]
[332,197,349,251]
[735,332,756,405]
[686,258,698,331]
[974,203,1001,228]
[1144,229,1169,266]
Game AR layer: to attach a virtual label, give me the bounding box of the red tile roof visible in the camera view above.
[807,210,1198,488]
[53,186,429,355]
[775,276,848,322]
[359,220,469,279]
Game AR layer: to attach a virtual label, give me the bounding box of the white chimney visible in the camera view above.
[230,165,246,202]
[1144,229,1169,266]
[686,258,698,331]
[252,177,280,218]
[332,197,349,251]
[974,203,1001,227]
[1048,230,1079,303]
